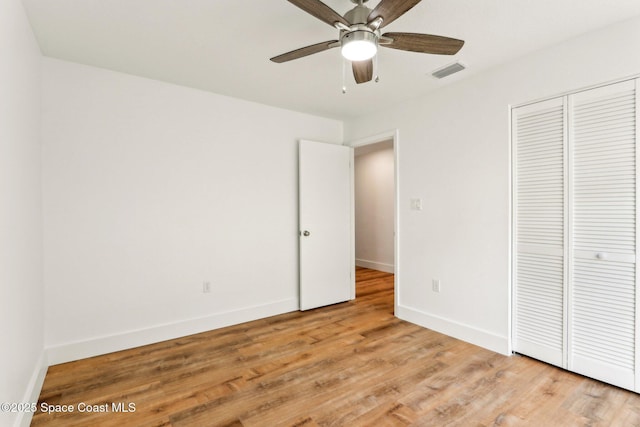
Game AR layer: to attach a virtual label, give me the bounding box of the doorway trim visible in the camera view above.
[345,129,400,314]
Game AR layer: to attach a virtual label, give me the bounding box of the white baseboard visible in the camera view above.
[396,304,510,356]
[355,259,394,273]
[15,351,48,427]
[46,298,299,365]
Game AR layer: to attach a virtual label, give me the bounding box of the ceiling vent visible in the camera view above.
[431,62,466,79]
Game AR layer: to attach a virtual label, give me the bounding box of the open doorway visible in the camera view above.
[349,131,398,313]
[354,140,394,272]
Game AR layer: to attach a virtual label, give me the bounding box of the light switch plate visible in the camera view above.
[410,198,423,211]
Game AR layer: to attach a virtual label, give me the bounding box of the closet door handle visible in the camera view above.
[595,252,607,260]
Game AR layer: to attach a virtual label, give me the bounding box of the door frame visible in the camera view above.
[345,129,400,314]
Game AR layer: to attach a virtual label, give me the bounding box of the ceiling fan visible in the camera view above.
[270,0,465,84]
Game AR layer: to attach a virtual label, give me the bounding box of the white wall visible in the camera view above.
[0,1,45,426]
[344,16,640,354]
[42,58,343,363]
[354,141,394,273]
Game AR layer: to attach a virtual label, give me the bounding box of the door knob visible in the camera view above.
[302,230,311,236]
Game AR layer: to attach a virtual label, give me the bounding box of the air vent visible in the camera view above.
[431,62,466,79]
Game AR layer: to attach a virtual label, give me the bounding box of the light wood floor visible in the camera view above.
[33,268,640,426]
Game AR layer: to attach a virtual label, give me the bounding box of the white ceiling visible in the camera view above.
[22,0,640,120]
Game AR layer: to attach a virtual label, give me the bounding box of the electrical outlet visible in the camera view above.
[203,281,211,293]
[410,198,423,211]
[432,279,441,293]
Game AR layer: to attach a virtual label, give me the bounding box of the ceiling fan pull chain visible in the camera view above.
[342,57,348,94]
[374,54,379,83]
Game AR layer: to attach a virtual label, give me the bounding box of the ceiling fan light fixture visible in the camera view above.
[341,30,377,61]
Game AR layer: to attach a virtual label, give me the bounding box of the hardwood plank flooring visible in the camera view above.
[32,268,640,426]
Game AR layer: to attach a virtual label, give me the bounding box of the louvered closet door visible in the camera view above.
[513,97,566,367]
[569,80,638,390]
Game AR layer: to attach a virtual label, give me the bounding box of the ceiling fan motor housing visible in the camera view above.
[344,4,372,24]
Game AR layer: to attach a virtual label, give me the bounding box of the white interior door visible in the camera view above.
[568,80,637,390]
[299,140,354,311]
[513,96,567,368]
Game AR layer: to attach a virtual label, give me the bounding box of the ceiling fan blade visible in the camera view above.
[287,0,350,27]
[382,32,464,55]
[368,0,422,29]
[270,40,339,63]
[352,59,373,84]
